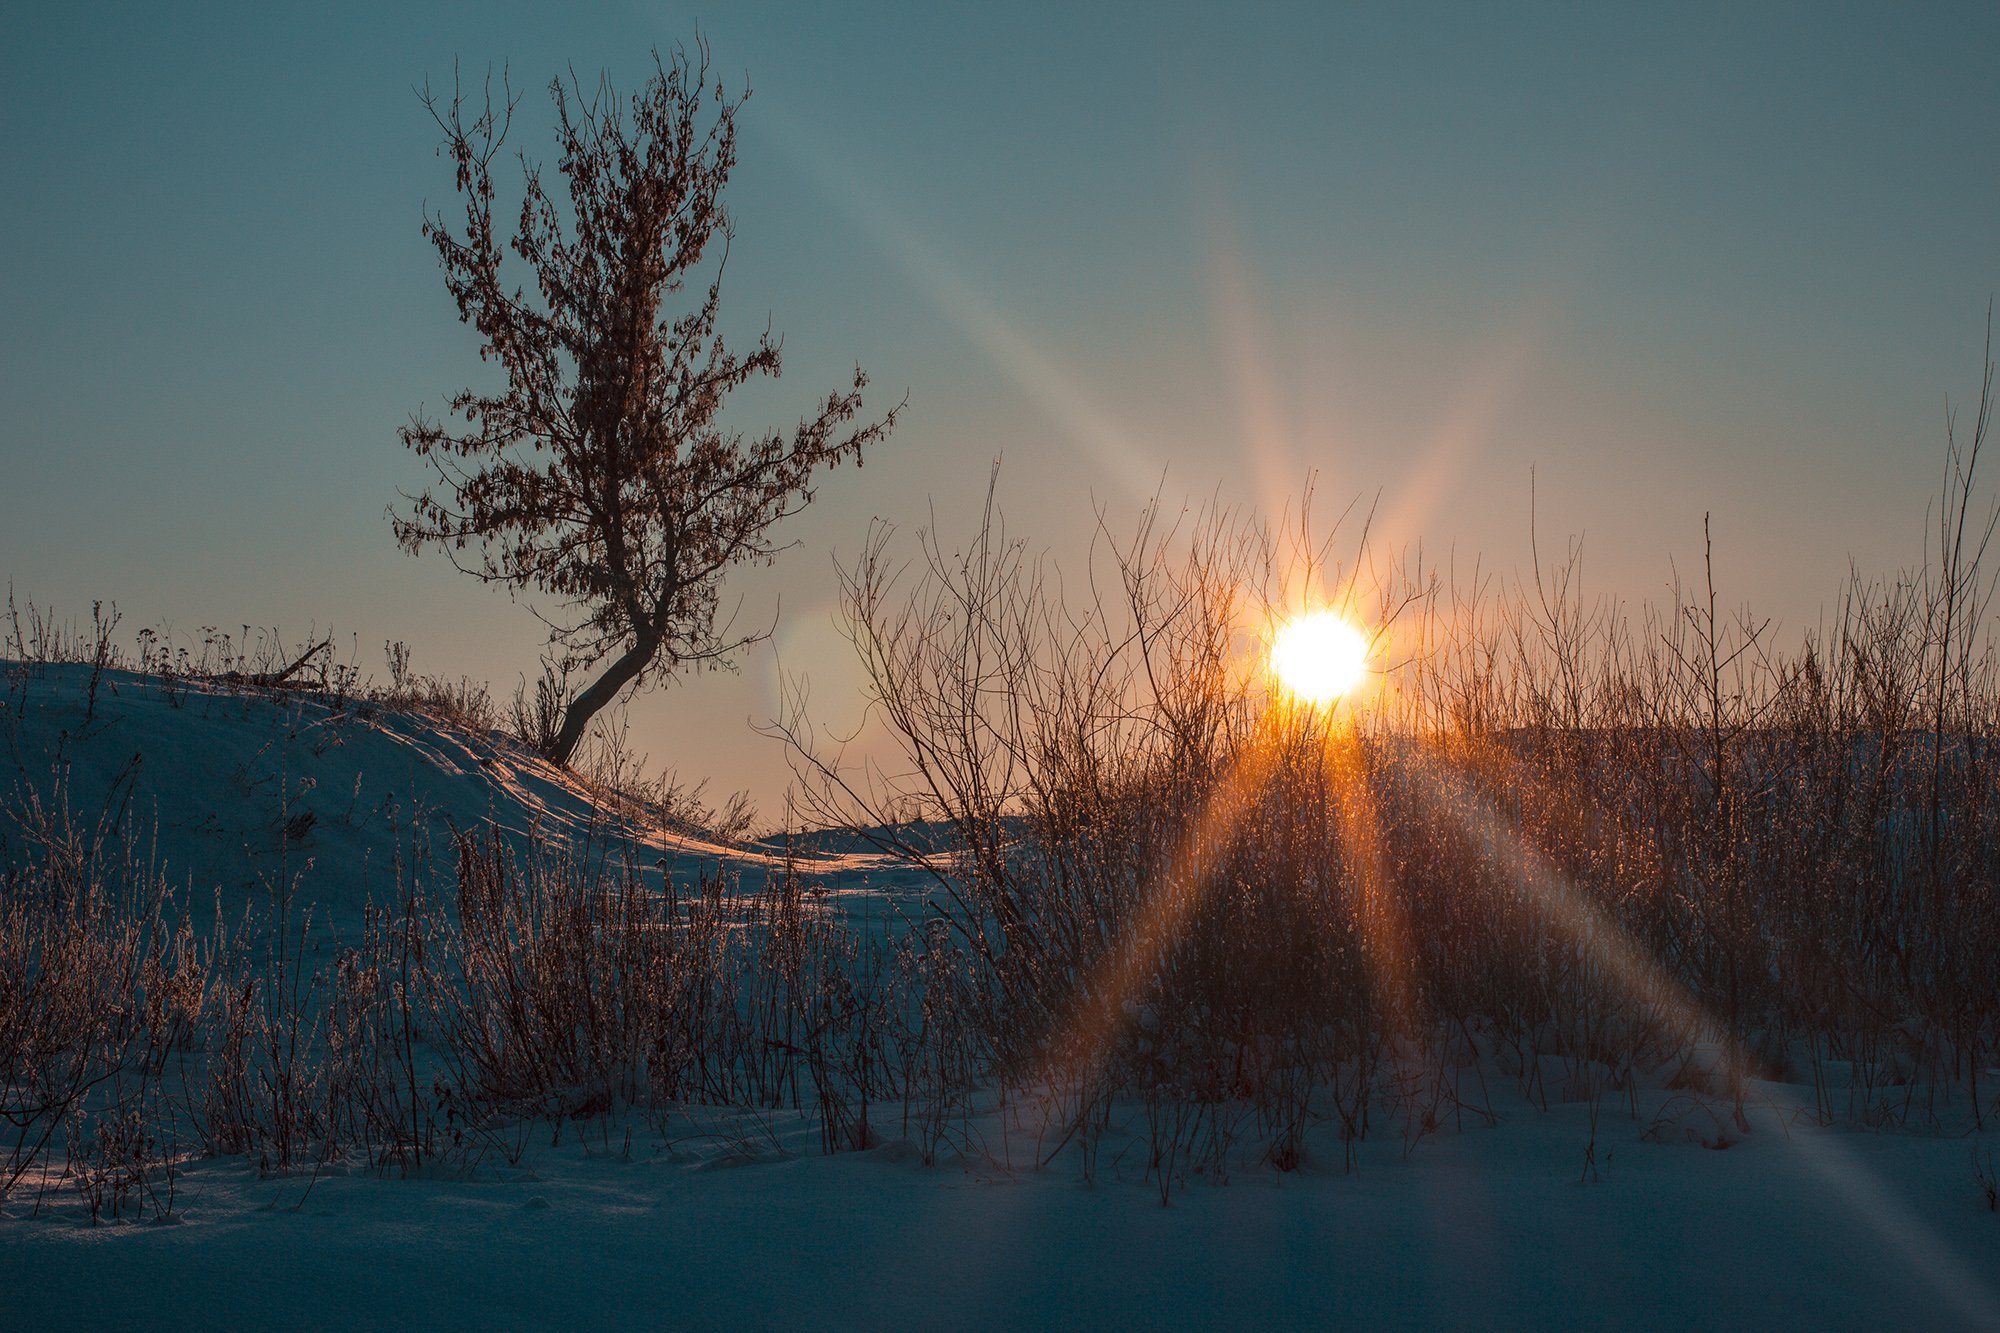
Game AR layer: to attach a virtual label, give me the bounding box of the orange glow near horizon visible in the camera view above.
[1269,611,1370,705]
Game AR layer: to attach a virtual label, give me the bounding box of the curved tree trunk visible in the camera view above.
[544,626,665,768]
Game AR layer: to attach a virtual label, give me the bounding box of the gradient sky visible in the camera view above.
[5,2,1998,818]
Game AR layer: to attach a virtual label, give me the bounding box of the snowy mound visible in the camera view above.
[0,662,918,933]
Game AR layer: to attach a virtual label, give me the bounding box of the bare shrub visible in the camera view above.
[787,356,2000,1163]
[0,770,205,1210]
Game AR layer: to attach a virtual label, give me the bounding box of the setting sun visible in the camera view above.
[1269,611,1370,705]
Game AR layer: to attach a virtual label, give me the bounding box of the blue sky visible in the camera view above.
[4,2,1997,812]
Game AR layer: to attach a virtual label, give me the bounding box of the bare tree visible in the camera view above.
[395,42,899,766]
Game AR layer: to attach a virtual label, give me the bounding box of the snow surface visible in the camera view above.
[3,662,1999,1330]
[5,1096,1999,1330]
[0,664,919,938]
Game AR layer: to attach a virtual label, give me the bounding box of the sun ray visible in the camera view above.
[755,99,1160,502]
[1393,737,2000,1325]
[1203,216,1309,526]
[1033,739,1281,1104]
[1322,722,1427,1052]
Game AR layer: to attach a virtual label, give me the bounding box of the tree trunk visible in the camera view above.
[544,626,665,768]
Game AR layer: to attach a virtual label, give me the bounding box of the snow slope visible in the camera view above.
[0,663,920,936]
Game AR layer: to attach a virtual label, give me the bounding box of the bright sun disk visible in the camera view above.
[1270,611,1370,705]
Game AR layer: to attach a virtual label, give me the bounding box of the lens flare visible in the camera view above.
[1270,611,1370,704]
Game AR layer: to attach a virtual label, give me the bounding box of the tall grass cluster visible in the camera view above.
[785,368,1999,1191]
[0,777,987,1218]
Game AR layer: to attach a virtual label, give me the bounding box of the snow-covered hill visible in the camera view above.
[0,662,919,935]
